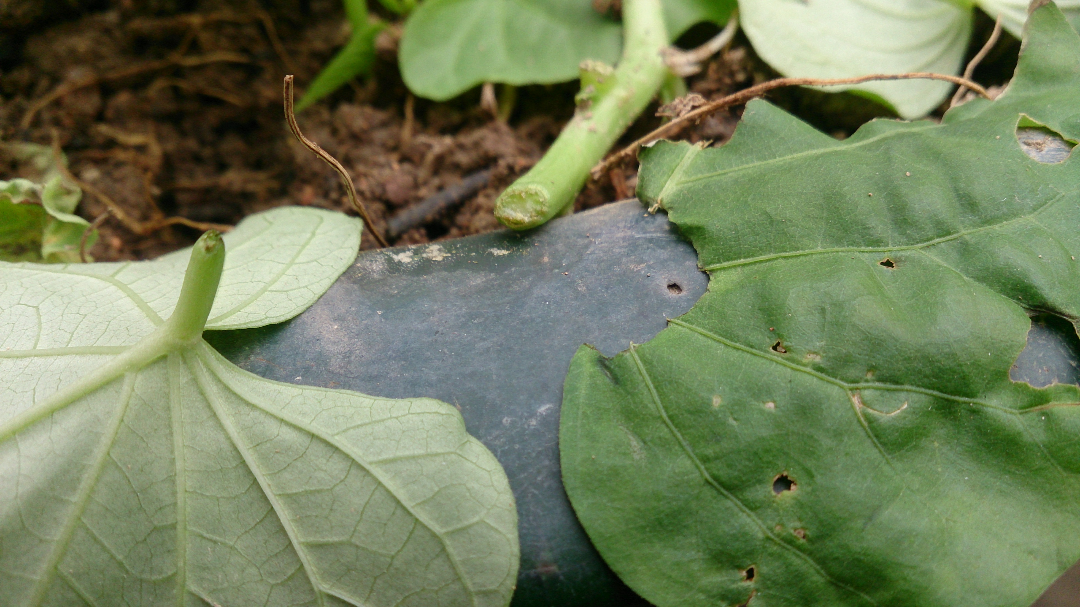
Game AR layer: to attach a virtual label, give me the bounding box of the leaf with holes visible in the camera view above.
[398,0,735,101]
[561,5,1080,607]
[0,206,519,606]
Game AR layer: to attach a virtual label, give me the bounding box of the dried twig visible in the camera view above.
[401,93,416,148]
[250,4,299,75]
[480,83,499,119]
[592,72,993,178]
[284,75,389,247]
[147,77,248,107]
[951,15,1003,107]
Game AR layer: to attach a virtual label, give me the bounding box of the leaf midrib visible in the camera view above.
[667,315,1072,478]
[185,347,331,607]
[672,121,939,189]
[205,214,324,327]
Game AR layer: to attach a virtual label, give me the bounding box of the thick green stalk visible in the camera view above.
[494,0,669,230]
[165,230,225,344]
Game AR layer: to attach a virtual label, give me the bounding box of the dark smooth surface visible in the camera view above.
[206,200,708,607]
[206,199,1080,607]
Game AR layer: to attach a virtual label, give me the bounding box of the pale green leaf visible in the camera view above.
[40,217,96,263]
[562,5,1080,607]
[58,206,362,330]
[39,175,84,220]
[976,0,1080,36]
[398,0,734,101]
[0,180,48,262]
[38,176,94,263]
[739,0,971,118]
[0,206,519,606]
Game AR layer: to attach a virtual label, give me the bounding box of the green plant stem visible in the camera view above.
[660,71,688,106]
[498,84,518,123]
[165,230,224,344]
[343,0,368,29]
[374,0,409,14]
[296,20,386,112]
[493,0,669,230]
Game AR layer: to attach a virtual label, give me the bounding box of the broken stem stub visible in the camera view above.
[493,0,670,230]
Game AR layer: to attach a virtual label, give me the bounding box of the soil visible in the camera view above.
[0,1,1018,261]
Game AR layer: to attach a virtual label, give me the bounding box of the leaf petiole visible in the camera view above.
[163,230,224,344]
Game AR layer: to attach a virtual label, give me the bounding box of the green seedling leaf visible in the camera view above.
[296,19,386,112]
[0,175,96,263]
[562,4,1080,607]
[344,0,369,29]
[0,179,49,262]
[0,206,519,606]
[399,0,734,101]
[739,0,971,119]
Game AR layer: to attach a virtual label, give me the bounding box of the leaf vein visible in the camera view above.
[27,373,137,606]
[701,188,1067,271]
[206,214,325,326]
[627,345,879,606]
[184,349,329,607]
[195,342,482,607]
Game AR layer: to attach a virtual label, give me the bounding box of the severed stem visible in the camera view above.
[493,0,669,230]
[166,230,225,343]
[283,75,389,247]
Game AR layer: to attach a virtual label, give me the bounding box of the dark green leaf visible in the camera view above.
[666,0,736,41]
[562,5,1080,607]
